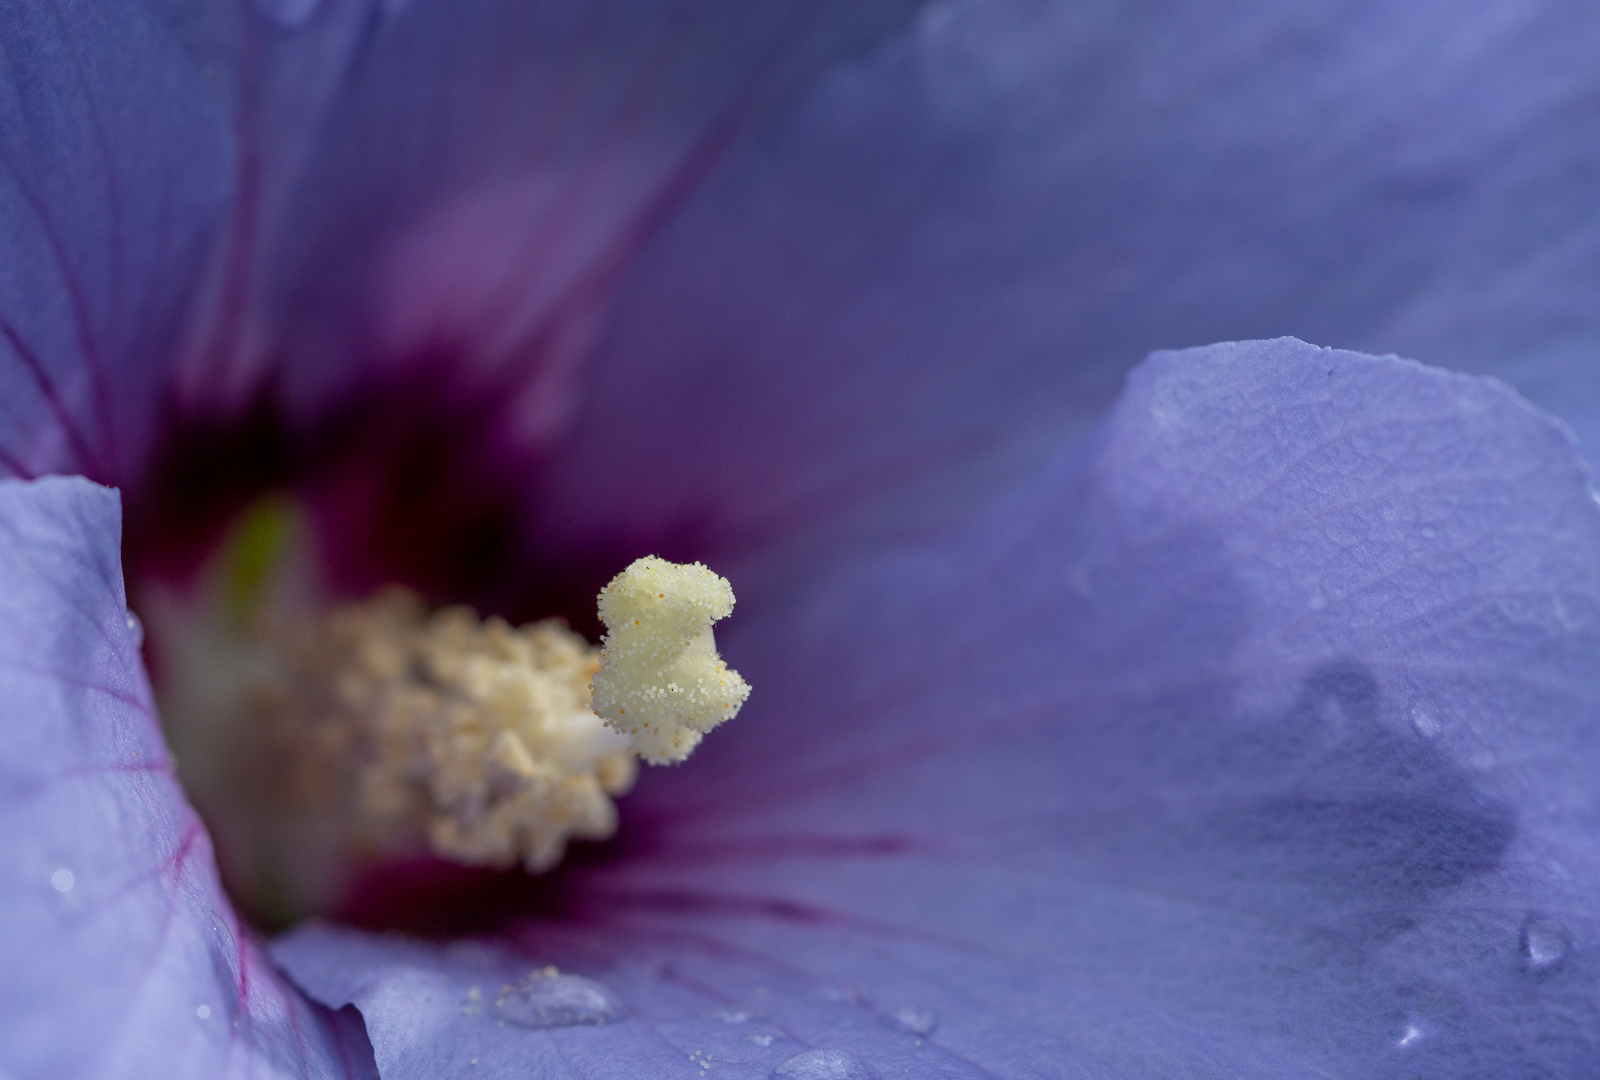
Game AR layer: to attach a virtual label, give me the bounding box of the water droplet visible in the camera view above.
[771,1048,878,1080]
[50,868,74,893]
[884,1005,938,1037]
[251,0,320,27]
[1408,698,1441,739]
[196,1004,211,1020]
[1396,1023,1423,1049]
[701,1007,753,1024]
[124,611,143,646]
[1521,915,1570,972]
[744,1025,784,1048]
[206,909,241,1003]
[491,969,623,1028]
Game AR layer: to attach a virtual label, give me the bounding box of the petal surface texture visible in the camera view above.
[173,0,920,421]
[537,0,1600,558]
[278,340,1600,1077]
[0,477,374,1080]
[0,0,230,482]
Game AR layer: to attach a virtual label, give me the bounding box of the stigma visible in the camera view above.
[591,556,752,764]
[147,502,749,920]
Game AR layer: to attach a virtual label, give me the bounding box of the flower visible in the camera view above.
[4,2,1600,1079]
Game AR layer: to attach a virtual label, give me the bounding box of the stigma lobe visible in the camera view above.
[590,556,751,764]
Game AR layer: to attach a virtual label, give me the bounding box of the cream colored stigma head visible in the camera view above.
[591,556,751,764]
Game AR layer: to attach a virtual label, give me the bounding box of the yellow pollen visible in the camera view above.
[147,500,750,920]
[244,588,636,875]
[590,556,752,765]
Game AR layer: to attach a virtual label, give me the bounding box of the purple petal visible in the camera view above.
[131,0,924,609]
[278,340,1600,1076]
[536,0,1600,559]
[0,0,230,482]
[205,0,920,426]
[0,476,374,1079]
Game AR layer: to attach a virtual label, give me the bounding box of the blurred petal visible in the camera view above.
[0,0,230,482]
[537,0,1600,560]
[150,0,400,410]
[284,340,1600,1076]
[0,476,374,1079]
[134,0,926,609]
[164,0,921,425]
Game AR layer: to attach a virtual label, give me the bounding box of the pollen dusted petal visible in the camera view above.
[591,556,752,764]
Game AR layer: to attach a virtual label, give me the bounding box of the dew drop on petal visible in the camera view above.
[50,868,74,893]
[1521,914,1570,972]
[702,1008,753,1024]
[251,0,321,27]
[771,1049,879,1080]
[885,1005,938,1037]
[491,969,624,1028]
[1408,697,1441,739]
[206,909,242,1000]
[196,1005,211,1020]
